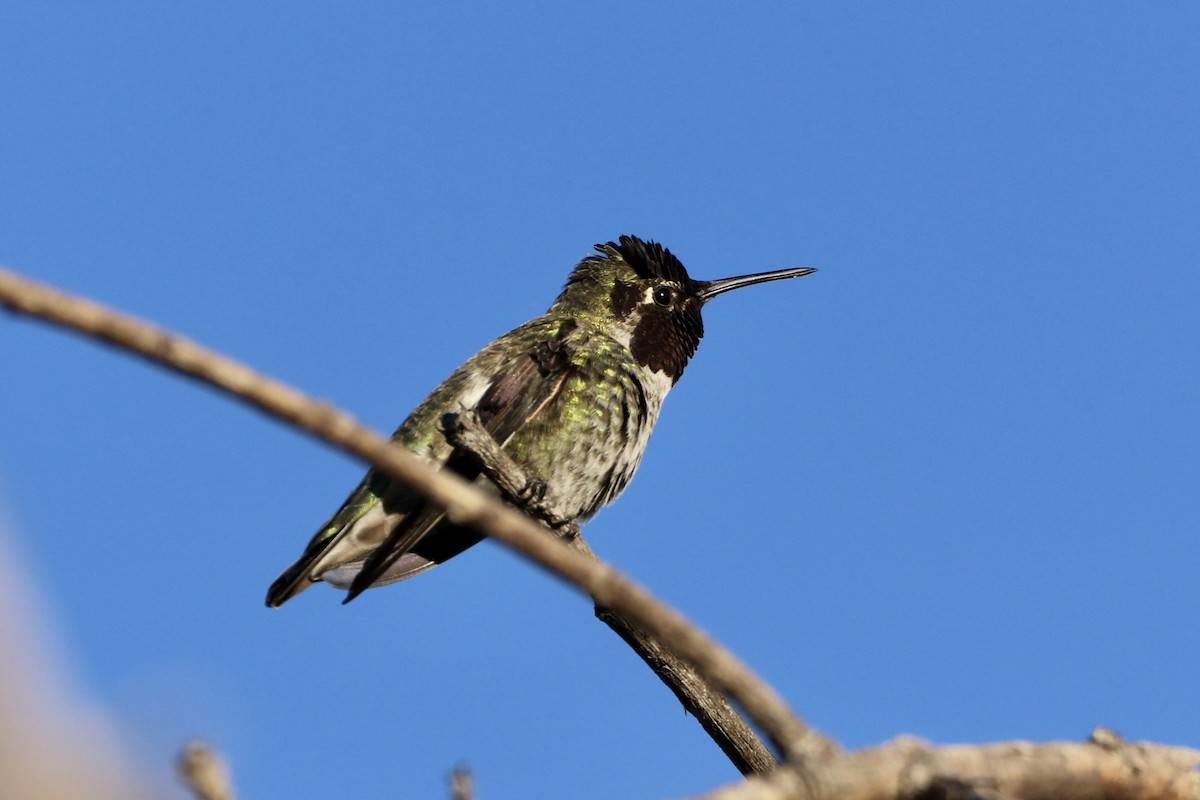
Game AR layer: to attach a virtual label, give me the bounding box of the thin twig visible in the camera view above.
[0,267,827,764]
[449,766,475,800]
[177,740,237,800]
[441,411,779,775]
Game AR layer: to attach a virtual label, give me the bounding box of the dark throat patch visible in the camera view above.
[628,302,704,383]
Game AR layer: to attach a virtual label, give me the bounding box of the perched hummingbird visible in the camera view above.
[266,235,814,607]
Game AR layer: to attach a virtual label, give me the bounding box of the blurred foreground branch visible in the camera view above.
[0,521,155,800]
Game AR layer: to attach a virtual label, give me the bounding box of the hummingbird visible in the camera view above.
[266,235,815,607]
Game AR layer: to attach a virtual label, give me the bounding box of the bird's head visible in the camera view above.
[552,235,815,383]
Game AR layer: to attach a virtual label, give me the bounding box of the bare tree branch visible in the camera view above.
[449,766,475,800]
[441,410,779,775]
[589,563,778,776]
[11,267,1196,800]
[178,740,237,800]
[0,267,827,765]
[695,734,1200,800]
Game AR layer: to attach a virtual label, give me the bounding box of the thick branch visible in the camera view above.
[695,734,1200,800]
[0,267,827,764]
[441,411,779,775]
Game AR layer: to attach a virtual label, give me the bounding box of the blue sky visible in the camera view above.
[2,3,1198,798]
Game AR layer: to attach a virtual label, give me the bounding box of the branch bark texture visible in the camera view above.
[697,735,1200,800]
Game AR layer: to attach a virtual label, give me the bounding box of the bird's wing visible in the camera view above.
[264,466,406,607]
[340,334,574,603]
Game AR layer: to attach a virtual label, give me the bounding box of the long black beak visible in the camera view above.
[695,266,817,301]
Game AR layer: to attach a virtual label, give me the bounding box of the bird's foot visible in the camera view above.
[517,477,548,506]
[440,408,576,532]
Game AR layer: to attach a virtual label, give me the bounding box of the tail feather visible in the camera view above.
[265,474,394,607]
[265,532,340,607]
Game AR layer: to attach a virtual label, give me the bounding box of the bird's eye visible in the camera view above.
[652,285,674,307]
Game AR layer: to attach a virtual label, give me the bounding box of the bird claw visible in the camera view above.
[514,477,576,532]
[439,407,574,530]
[518,478,548,506]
